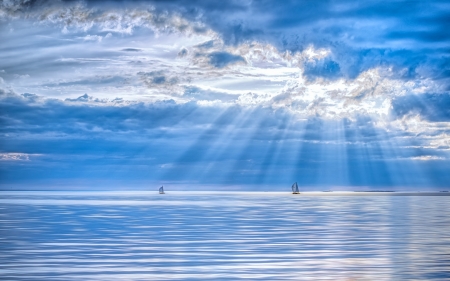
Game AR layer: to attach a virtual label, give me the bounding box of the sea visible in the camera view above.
[1,191,449,280]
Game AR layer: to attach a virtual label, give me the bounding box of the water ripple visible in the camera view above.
[0,192,449,280]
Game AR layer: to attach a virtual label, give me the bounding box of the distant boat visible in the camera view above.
[292,182,300,194]
[159,186,165,194]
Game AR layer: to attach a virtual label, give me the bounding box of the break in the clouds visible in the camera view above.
[1,0,450,190]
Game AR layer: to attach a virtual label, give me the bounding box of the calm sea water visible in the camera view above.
[1,192,449,280]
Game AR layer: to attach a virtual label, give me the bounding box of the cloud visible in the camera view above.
[303,58,342,81]
[121,48,142,52]
[392,93,450,121]
[195,40,215,49]
[177,47,188,57]
[208,51,245,68]
[183,86,237,102]
[4,1,450,50]
[79,34,103,42]
[0,87,442,148]
[0,0,209,36]
[138,71,180,89]
[42,76,127,88]
[64,93,112,103]
[0,153,35,161]
[0,90,228,136]
[2,0,450,89]
[409,155,445,161]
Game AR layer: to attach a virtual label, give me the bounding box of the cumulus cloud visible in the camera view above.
[3,0,448,83]
[0,0,204,36]
[267,66,433,119]
[2,0,449,98]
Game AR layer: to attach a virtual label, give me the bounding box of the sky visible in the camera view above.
[1,0,450,190]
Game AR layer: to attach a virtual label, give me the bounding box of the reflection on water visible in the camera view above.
[1,192,449,280]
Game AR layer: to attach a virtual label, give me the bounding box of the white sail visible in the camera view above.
[292,182,299,194]
[159,186,165,194]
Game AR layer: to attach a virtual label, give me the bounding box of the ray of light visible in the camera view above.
[159,106,242,184]
[291,118,323,187]
[218,111,278,185]
[252,112,296,187]
[315,119,349,189]
[196,107,262,183]
[264,115,308,187]
[112,102,203,175]
[344,117,392,188]
[377,126,432,189]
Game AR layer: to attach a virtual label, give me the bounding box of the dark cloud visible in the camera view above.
[0,90,244,137]
[138,71,179,87]
[4,1,450,49]
[392,93,450,121]
[303,58,341,80]
[121,48,142,52]
[177,48,188,57]
[208,52,245,68]
[0,90,241,149]
[2,0,450,82]
[429,56,450,87]
[42,76,127,88]
[195,40,215,49]
[65,93,109,103]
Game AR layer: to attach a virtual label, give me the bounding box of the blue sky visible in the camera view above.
[1,0,450,190]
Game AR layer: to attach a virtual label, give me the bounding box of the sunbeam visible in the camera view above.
[196,107,261,182]
[253,111,295,186]
[159,106,242,184]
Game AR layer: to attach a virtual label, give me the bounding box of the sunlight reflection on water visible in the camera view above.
[1,192,449,280]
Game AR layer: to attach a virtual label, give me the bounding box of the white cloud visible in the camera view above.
[0,153,41,161]
[79,34,103,42]
[409,155,445,161]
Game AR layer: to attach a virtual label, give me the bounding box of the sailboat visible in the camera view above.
[292,182,300,194]
[159,186,165,194]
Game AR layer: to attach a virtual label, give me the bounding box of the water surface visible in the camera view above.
[1,192,449,280]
